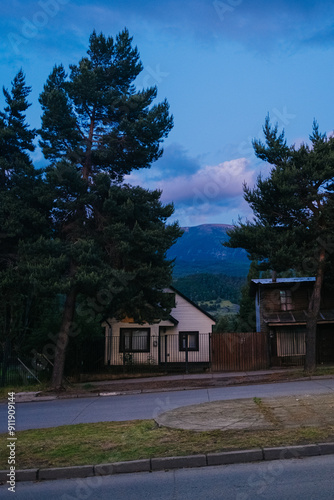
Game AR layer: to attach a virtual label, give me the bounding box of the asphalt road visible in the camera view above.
[2,455,334,499]
[1,377,334,432]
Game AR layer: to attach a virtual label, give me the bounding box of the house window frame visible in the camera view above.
[119,328,150,353]
[280,289,293,311]
[179,331,199,352]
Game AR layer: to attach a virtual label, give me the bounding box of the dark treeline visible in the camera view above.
[173,273,245,304]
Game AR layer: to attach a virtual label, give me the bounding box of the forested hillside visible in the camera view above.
[173,273,245,303]
[173,272,245,317]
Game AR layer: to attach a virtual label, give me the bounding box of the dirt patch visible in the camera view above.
[264,393,334,428]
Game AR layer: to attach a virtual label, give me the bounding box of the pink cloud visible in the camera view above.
[157,158,255,205]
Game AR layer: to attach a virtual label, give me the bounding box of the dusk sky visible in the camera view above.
[2,1,334,227]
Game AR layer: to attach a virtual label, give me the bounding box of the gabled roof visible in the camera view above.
[165,315,179,325]
[169,285,216,323]
[104,287,216,326]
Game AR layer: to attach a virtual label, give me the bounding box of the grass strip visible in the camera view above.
[1,420,334,470]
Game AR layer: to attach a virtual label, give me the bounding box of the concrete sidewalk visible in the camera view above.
[84,368,294,385]
[84,368,301,385]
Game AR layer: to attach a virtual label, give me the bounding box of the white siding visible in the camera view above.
[104,289,215,365]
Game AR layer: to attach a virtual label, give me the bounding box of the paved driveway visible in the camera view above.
[156,392,334,431]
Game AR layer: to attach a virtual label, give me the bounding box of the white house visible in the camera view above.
[104,286,216,368]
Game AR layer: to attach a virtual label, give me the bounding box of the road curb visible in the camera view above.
[38,465,95,481]
[207,448,263,465]
[151,454,207,471]
[1,443,334,483]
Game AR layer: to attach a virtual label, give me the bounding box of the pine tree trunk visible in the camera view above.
[304,247,326,373]
[51,287,77,389]
[305,312,317,373]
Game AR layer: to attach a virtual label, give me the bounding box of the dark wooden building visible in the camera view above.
[250,277,334,366]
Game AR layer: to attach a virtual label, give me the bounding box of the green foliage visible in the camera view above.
[228,118,334,274]
[39,29,173,182]
[252,114,290,165]
[235,261,258,332]
[226,117,334,276]
[213,314,239,333]
[37,29,177,316]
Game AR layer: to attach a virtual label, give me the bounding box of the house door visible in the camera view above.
[158,328,179,365]
[159,327,169,365]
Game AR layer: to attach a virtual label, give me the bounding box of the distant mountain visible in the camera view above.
[167,224,250,277]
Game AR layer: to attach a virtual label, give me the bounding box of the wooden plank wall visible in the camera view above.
[211,332,269,371]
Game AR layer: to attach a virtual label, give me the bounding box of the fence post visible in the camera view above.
[122,336,126,373]
[164,335,168,367]
[266,331,271,368]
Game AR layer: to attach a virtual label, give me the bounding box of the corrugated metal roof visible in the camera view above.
[252,277,316,285]
[263,309,334,324]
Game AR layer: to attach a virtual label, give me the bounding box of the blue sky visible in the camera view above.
[2,0,334,226]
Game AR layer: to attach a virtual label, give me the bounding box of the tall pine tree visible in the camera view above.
[38,30,179,389]
[226,116,334,372]
[0,70,47,383]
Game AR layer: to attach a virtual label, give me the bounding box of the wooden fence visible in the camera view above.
[211,332,269,371]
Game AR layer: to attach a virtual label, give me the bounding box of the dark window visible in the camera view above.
[179,331,199,351]
[119,328,150,353]
[280,290,292,311]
